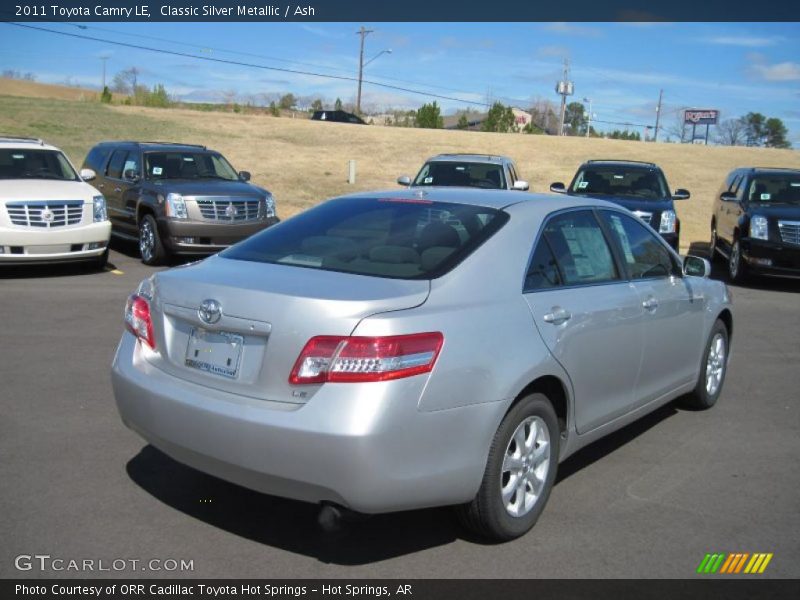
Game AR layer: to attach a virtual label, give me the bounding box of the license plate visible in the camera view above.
[185,328,244,379]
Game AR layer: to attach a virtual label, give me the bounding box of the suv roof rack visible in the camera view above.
[102,141,207,150]
[433,153,504,160]
[749,166,800,173]
[586,159,657,167]
[0,135,45,145]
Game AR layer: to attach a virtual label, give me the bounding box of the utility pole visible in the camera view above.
[100,55,109,89]
[583,97,593,138]
[653,88,663,142]
[556,58,573,136]
[355,26,374,115]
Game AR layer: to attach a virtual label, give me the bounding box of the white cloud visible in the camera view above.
[540,23,602,38]
[749,61,800,82]
[702,35,783,48]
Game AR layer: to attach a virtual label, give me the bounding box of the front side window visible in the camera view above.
[570,167,668,200]
[601,211,676,279]
[106,149,127,179]
[413,161,507,189]
[538,210,619,286]
[222,197,508,279]
[0,149,78,181]
[144,152,239,181]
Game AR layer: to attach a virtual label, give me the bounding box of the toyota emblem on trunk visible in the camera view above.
[198,299,222,324]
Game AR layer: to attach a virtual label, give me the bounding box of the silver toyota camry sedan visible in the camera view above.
[112,187,733,541]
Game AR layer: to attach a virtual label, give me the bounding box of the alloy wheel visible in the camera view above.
[705,333,726,396]
[501,416,550,518]
[139,220,155,263]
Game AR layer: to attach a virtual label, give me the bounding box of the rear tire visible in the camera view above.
[680,319,729,410]
[456,393,559,541]
[138,214,166,266]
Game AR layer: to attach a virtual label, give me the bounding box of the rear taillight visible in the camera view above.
[124,294,155,349]
[289,332,443,385]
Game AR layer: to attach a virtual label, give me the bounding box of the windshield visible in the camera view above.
[745,175,800,205]
[222,197,508,279]
[413,161,507,190]
[0,149,78,181]
[570,167,668,200]
[144,151,239,181]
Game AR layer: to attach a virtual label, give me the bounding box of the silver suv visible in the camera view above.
[398,153,529,191]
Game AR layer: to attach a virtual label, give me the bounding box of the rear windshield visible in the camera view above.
[0,149,78,181]
[571,167,668,200]
[745,174,800,205]
[414,161,507,190]
[144,151,239,181]
[222,197,508,279]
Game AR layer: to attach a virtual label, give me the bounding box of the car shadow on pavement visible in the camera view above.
[126,402,683,562]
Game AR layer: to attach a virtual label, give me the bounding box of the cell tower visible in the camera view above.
[556,59,574,136]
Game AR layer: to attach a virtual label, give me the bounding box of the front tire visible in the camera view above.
[456,393,559,541]
[94,247,109,271]
[680,319,729,410]
[709,224,719,263]
[138,214,166,266]
[728,239,747,284]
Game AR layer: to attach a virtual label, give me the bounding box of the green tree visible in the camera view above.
[269,101,280,117]
[310,98,323,111]
[564,102,586,136]
[416,101,443,129]
[100,86,112,104]
[744,112,767,146]
[482,102,515,133]
[456,113,469,130]
[334,97,343,110]
[278,93,297,110]
[764,117,790,148]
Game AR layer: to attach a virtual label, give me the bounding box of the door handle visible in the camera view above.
[642,296,659,311]
[543,306,572,325]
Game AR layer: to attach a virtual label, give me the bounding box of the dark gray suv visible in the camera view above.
[82,141,279,265]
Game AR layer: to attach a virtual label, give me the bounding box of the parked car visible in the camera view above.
[710,167,800,282]
[398,153,530,191]
[310,110,366,125]
[550,159,689,250]
[0,136,110,268]
[112,188,732,541]
[82,141,279,265]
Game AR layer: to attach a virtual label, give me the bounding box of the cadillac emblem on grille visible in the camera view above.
[198,299,222,324]
[41,208,55,223]
[225,203,238,219]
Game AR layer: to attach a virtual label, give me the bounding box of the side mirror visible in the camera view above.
[80,168,96,181]
[123,169,140,182]
[513,180,530,191]
[238,171,251,181]
[720,191,737,202]
[673,188,691,200]
[549,182,566,194]
[397,175,411,186]
[683,255,711,278]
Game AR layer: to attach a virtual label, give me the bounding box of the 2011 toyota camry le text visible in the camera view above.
[111,188,733,541]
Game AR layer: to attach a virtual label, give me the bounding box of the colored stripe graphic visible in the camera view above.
[698,552,773,574]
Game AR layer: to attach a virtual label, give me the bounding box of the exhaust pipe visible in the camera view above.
[317,502,365,533]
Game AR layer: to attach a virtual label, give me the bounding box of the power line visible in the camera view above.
[4,22,493,108]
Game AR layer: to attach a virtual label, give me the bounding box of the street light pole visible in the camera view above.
[583,97,592,138]
[356,26,374,115]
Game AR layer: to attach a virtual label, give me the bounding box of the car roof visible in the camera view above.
[339,186,617,212]
[581,159,659,170]
[0,136,60,152]
[744,167,800,176]
[426,153,513,165]
[93,141,210,152]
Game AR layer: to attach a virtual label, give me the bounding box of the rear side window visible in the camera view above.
[222,197,508,279]
[106,149,127,179]
[601,211,676,279]
[538,210,619,286]
[525,240,563,291]
[84,146,112,173]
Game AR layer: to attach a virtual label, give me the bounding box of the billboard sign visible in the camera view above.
[684,109,719,125]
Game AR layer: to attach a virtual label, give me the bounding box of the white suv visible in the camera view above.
[0,136,111,268]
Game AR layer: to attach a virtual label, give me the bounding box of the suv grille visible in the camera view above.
[6,200,84,228]
[778,220,800,245]
[632,210,653,225]
[195,198,261,222]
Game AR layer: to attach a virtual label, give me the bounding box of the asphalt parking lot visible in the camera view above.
[1,243,798,579]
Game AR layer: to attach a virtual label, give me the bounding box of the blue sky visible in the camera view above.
[1,21,799,144]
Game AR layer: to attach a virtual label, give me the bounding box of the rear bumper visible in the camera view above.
[111,333,498,513]
[158,217,279,254]
[741,238,800,278]
[0,221,111,263]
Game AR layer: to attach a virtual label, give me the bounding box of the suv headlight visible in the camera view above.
[92,195,107,222]
[659,209,676,234]
[750,215,768,240]
[261,193,276,219]
[165,193,188,219]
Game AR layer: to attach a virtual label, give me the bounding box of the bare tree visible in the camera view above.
[111,67,140,94]
[716,118,746,146]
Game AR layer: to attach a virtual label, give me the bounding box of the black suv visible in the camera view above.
[550,160,690,250]
[710,167,800,282]
[82,141,279,265]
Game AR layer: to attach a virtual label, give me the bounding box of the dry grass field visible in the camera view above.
[0,78,100,102]
[1,83,798,250]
